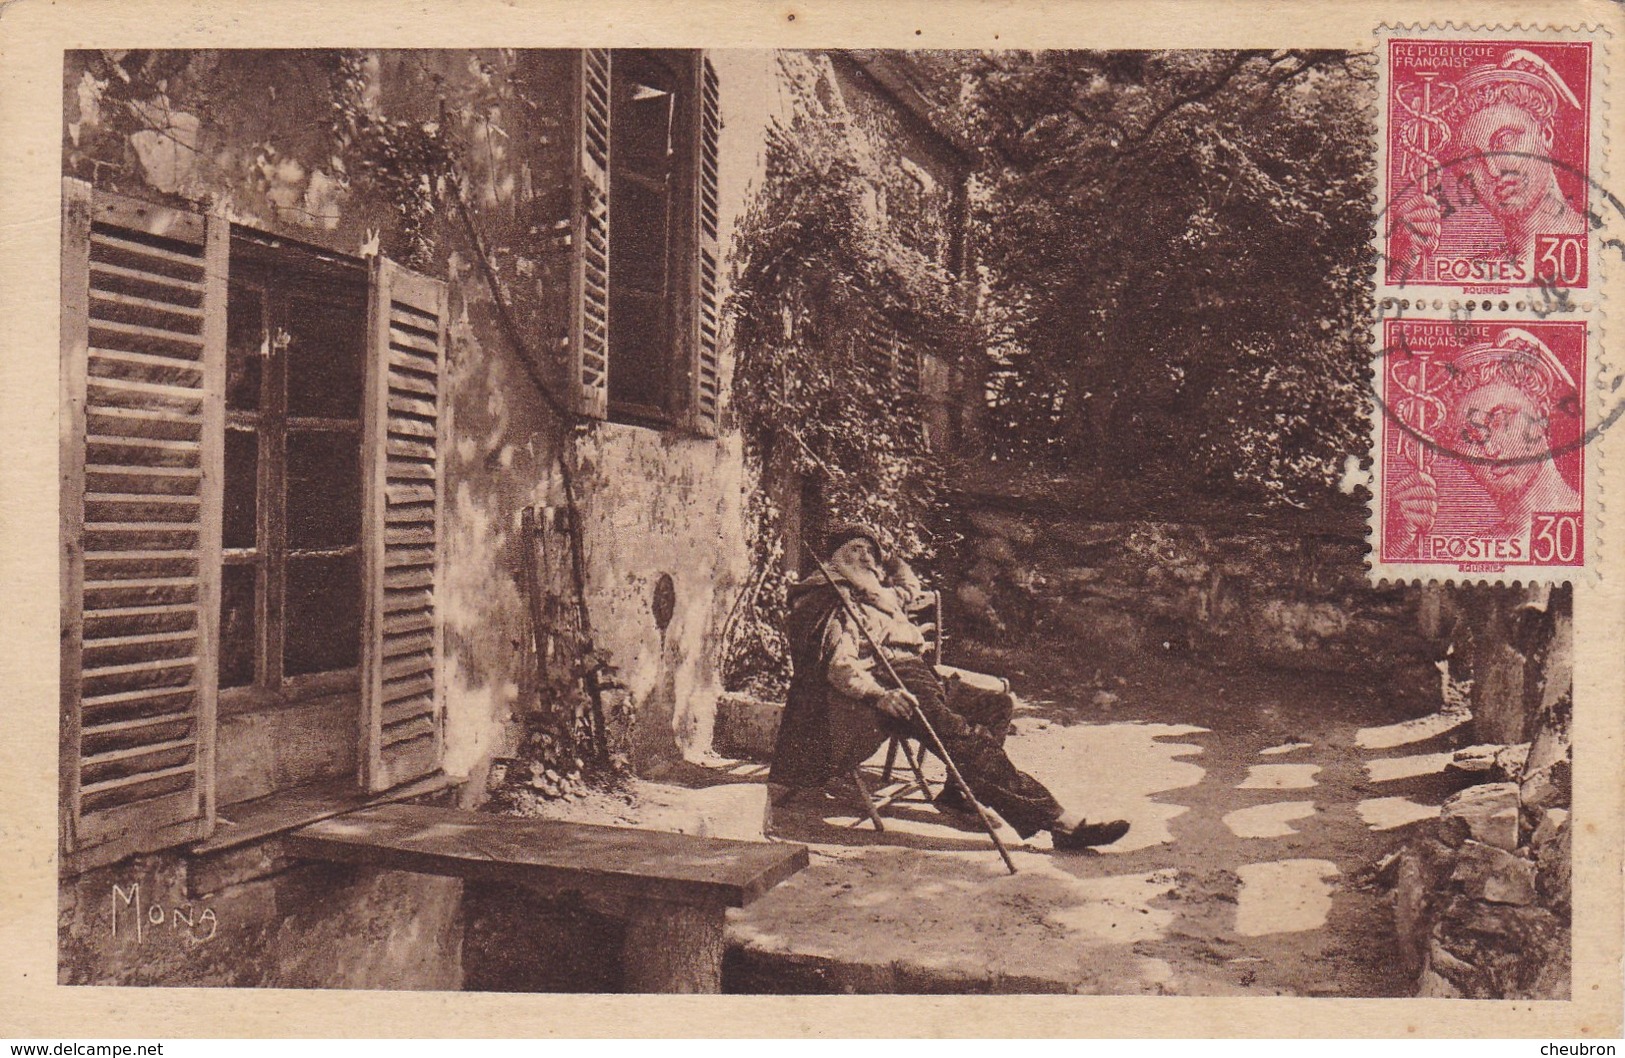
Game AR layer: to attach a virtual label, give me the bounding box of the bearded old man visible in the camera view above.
[768,525,1130,851]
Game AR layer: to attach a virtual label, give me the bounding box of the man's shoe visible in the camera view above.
[933,783,971,814]
[1050,819,1131,851]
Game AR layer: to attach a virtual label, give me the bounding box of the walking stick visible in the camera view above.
[806,550,1019,876]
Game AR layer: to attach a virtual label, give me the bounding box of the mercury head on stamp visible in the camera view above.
[1387,42,1591,288]
[1386,321,1586,567]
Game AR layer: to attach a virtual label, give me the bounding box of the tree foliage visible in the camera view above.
[966,50,1376,507]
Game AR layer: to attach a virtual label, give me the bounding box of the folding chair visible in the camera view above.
[848,589,945,830]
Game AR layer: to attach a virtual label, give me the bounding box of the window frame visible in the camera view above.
[59,179,451,874]
[218,235,370,717]
[604,48,700,430]
[567,49,717,436]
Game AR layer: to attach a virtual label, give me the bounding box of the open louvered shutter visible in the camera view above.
[569,48,611,420]
[60,179,224,871]
[361,258,448,792]
[689,55,722,437]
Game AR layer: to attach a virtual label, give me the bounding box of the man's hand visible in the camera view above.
[874,687,918,720]
[1390,186,1443,268]
[1395,470,1439,547]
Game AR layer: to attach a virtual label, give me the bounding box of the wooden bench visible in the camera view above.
[286,802,808,993]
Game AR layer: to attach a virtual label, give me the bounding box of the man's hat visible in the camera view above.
[1451,327,1577,414]
[825,522,884,559]
[1455,48,1582,121]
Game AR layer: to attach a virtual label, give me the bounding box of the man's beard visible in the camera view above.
[829,553,886,602]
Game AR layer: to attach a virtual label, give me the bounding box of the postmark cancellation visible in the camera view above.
[1375,317,1591,577]
[1370,24,1611,584]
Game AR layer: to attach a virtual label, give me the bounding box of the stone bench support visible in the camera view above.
[286,802,808,993]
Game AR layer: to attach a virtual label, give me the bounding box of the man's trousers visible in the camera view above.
[881,655,1062,839]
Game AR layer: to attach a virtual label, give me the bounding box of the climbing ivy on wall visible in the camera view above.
[66,48,626,797]
[324,51,634,790]
[722,57,976,697]
[327,51,458,267]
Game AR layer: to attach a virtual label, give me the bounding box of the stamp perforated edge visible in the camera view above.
[1365,22,1613,587]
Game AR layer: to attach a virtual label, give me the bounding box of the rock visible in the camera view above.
[1437,813,1473,848]
[1450,840,1537,905]
[1493,742,1532,783]
[1441,782,1520,851]
[1391,851,1431,977]
[1090,690,1120,711]
[1525,935,1573,1001]
[1520,758,1571,813]
[1432,897,1569,999]
[1448,744,1501,773]
[1535,816,1571,913]
[1529,807,1569,852]
[1417,965,1464,998]
[1424,939,1481,994]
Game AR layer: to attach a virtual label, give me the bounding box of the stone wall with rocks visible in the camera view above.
[947,500,1431,679]
[1386,770,1571,999]
[1384,583,1572,1000]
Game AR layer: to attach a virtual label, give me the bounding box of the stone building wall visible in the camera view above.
[1384,585,1573,999]
[58,822,465,990]
[57,47,783,988]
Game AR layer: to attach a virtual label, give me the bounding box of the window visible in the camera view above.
[60,180,449,873]
[570,49,720,436]
[608,51,685,424]
[221,240,367,704]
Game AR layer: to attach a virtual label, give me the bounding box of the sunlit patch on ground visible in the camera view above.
[1363,750,1454,784]
[1355,711,1469,751]
[634,781,772,842]
[1044,867,1181,943]
[1222,800,1317,839]
[1006,719,1209,853]
[1234,859,1340,937]
[1259,741,1313,756]
[1236,763,1321,790]
[1356,795,1442,831]
[727,847,1188,992]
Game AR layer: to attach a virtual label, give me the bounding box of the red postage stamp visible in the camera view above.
[1382,38,1593,290]
[1377,318,1588,575]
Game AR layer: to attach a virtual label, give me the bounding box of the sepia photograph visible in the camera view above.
[3,0,1621,1040]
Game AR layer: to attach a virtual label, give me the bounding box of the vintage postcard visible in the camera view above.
[1,0,1621,1042]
